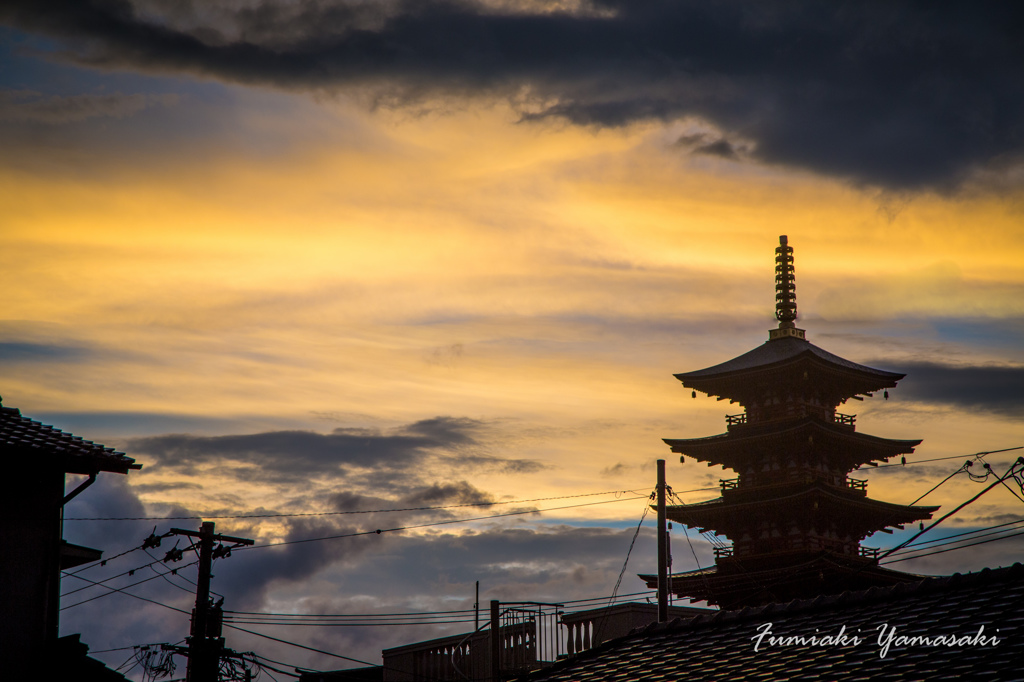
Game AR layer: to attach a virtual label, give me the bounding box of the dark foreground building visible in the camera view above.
[643,236,938,608]
[0,396,140,679]
[518,563,1023,681]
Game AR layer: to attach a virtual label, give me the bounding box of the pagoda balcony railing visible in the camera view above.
[719,537,875,560]
[833,412,856,427]
[725,413,747,427]
[719,472,867,493]
[724,410,858,429]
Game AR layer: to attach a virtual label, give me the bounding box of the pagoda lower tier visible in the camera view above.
[640,553,929,608]
[666,481,937,556]
[665,416,920,473]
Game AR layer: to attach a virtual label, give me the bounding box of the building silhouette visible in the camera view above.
[0,396,140,678]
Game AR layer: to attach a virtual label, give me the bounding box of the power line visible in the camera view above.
[887,518,1024,553]
[223,590,657,621]
[61,558,170,598]
[62,544,143,576]
[223,624,381,669]
[867,446,1022,470]
[876,458,1024,563]
[59,568,193,614]
[63,488,682,521]
[236,495,649,550]
[881,528,1024,565]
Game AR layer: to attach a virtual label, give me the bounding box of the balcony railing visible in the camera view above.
[725,413,747,427]
[717,537,878,560]
[833,412,856,427]
[719,472,868,493]
[724,410,858,428]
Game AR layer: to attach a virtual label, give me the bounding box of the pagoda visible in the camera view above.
[643,236,938,608]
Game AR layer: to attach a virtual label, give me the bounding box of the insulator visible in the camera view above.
[884,390,889,400]
[919,522,924,530]
[901,456,906,465]
[691,390,697,399]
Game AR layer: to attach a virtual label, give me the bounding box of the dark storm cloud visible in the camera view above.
[4,1,1023,190]
[126,417,542,483]
[127,417,481,474]
[327,480,494,513]
[882,361,1024,417]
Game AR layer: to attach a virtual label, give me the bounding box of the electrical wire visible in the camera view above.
[223,624,381,668]
[881,527,1024,565]
[59,563,196,613]
[223,590,656,624]
[885,518,1024,553]
[877,458,1024,563]
[236,495,648,550]
[867,446,1022,470]
[62,544,143,576]
[63,488,683,521]
[61,557,176,597]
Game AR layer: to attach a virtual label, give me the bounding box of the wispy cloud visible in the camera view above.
[0,89,177,123]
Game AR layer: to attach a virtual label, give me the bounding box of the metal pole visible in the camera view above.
[490,600,501,682]
[657,459,668,622]
[475,581,480,631]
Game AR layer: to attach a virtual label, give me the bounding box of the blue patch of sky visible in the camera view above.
[930,317,1024,356]
[0,26,214,100]
[31,411,316,439]
[0,341,90,362]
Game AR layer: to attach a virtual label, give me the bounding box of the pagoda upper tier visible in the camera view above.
[675,335,904,414]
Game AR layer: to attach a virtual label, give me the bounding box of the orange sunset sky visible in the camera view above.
[2,1,1023,673]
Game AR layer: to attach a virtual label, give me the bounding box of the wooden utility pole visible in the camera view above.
[657,459,668,622]
[169,522,253,682]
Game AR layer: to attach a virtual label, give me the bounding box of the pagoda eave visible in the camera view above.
[665,417,920,470]
[665,484,937,536]
[676,338,903,402]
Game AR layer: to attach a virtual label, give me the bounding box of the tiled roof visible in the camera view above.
[518,563,1024,681]
[0,398,138,474]
[674,336,904,382]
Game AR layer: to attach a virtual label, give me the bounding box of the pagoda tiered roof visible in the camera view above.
[665,417,920,471]
[676,336,903,403]
[665,481,937,537]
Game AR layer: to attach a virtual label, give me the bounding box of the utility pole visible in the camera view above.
[168,522,253,682]
[490,599,501,682]
[657,459,668,622]
[475,581,480,631]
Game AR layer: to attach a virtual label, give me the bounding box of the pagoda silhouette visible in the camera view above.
[645,236,938,608]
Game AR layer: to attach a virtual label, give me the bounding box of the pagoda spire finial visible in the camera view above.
[769,235,805,340]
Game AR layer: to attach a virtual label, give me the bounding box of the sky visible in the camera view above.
[2,0,1023,676]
